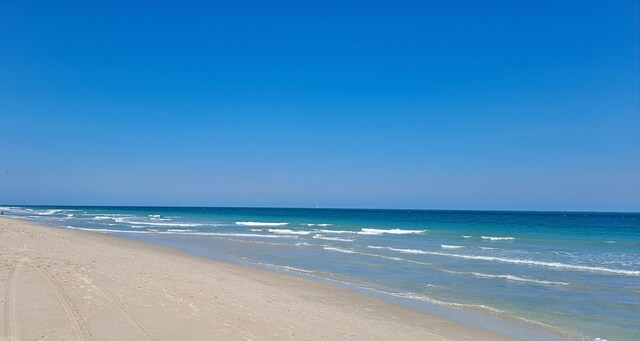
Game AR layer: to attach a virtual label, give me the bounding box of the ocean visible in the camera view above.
[1,206,638,340]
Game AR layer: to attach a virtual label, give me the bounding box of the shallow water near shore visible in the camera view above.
[2,206,638,340]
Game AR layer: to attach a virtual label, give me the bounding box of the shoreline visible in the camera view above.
[0,216,561,340]
[0,216,510,340]
[120,231,570,341]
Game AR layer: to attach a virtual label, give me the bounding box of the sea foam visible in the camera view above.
[444,270,570,286]
[35,209,63,215]
[267,229,313,235]
[368,246,640,276]
[441,244,465,249]
[481,236,515,241]
[235,221,289,227]
[390,292,504,314]
[358,228,427,235]
[316,229,355,234]
[117,220,206,227]
[312,234,354,242]
[323,246,356,254]
[324,246,432,265]
[64,226,299,239]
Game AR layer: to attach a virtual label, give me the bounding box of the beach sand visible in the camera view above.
[0,217,511,340]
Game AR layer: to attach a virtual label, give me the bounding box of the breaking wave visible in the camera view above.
[312,234,354,242]
[267,229,313,235]
[235,222,289,227]
[63,226,299,239]
[481,236,515,241]
[441,244,465,249]
[323,246,356,254]
[358,228,427,235]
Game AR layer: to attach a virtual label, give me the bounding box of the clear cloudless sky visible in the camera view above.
[0,0,638,211]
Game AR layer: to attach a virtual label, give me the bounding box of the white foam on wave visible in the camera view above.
[358,228,427,235]
[441,245,464,250]
[1,207,59,216]
[217,237,293,247]
[480,247,499,250]
[249,260,316,274]
[35,209,63,215]
[323,246,356,254]
[134,221,206,227]
[379,291,557,333]
[316,229,355,234]
[65,226,152,234]
[368,246,640,276]
[267,229,313,235]
[274,265,314,273]
[444,270,570,286]
[159,231,298,239]
[273,268,529,329]
[324,246,432,265]
[312,234,354,242]
[63,226,299,239]
[368,246,425,254]
[235,221,289,227]
[481,236,515,241]
[462,235,472,239]
[374,255,431,266]
[146,214,172,221]
[67,225,426,267]
[250,229,262,232]
[114,217,206,227]
[390,292,504,313]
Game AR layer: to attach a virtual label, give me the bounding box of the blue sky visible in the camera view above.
[0,1,638,211]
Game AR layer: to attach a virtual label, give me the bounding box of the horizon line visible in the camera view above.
[2,204,638,215]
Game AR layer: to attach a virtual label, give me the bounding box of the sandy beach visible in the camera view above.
[0,216,513,340]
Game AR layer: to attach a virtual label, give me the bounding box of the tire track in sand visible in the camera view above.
[4,263,22,341]
[35,266,92,341]
[81,276,157,341]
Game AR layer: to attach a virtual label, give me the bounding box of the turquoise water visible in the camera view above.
[2,206,638,340]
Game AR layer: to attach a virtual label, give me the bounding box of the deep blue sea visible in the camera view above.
[2,206,638,340]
